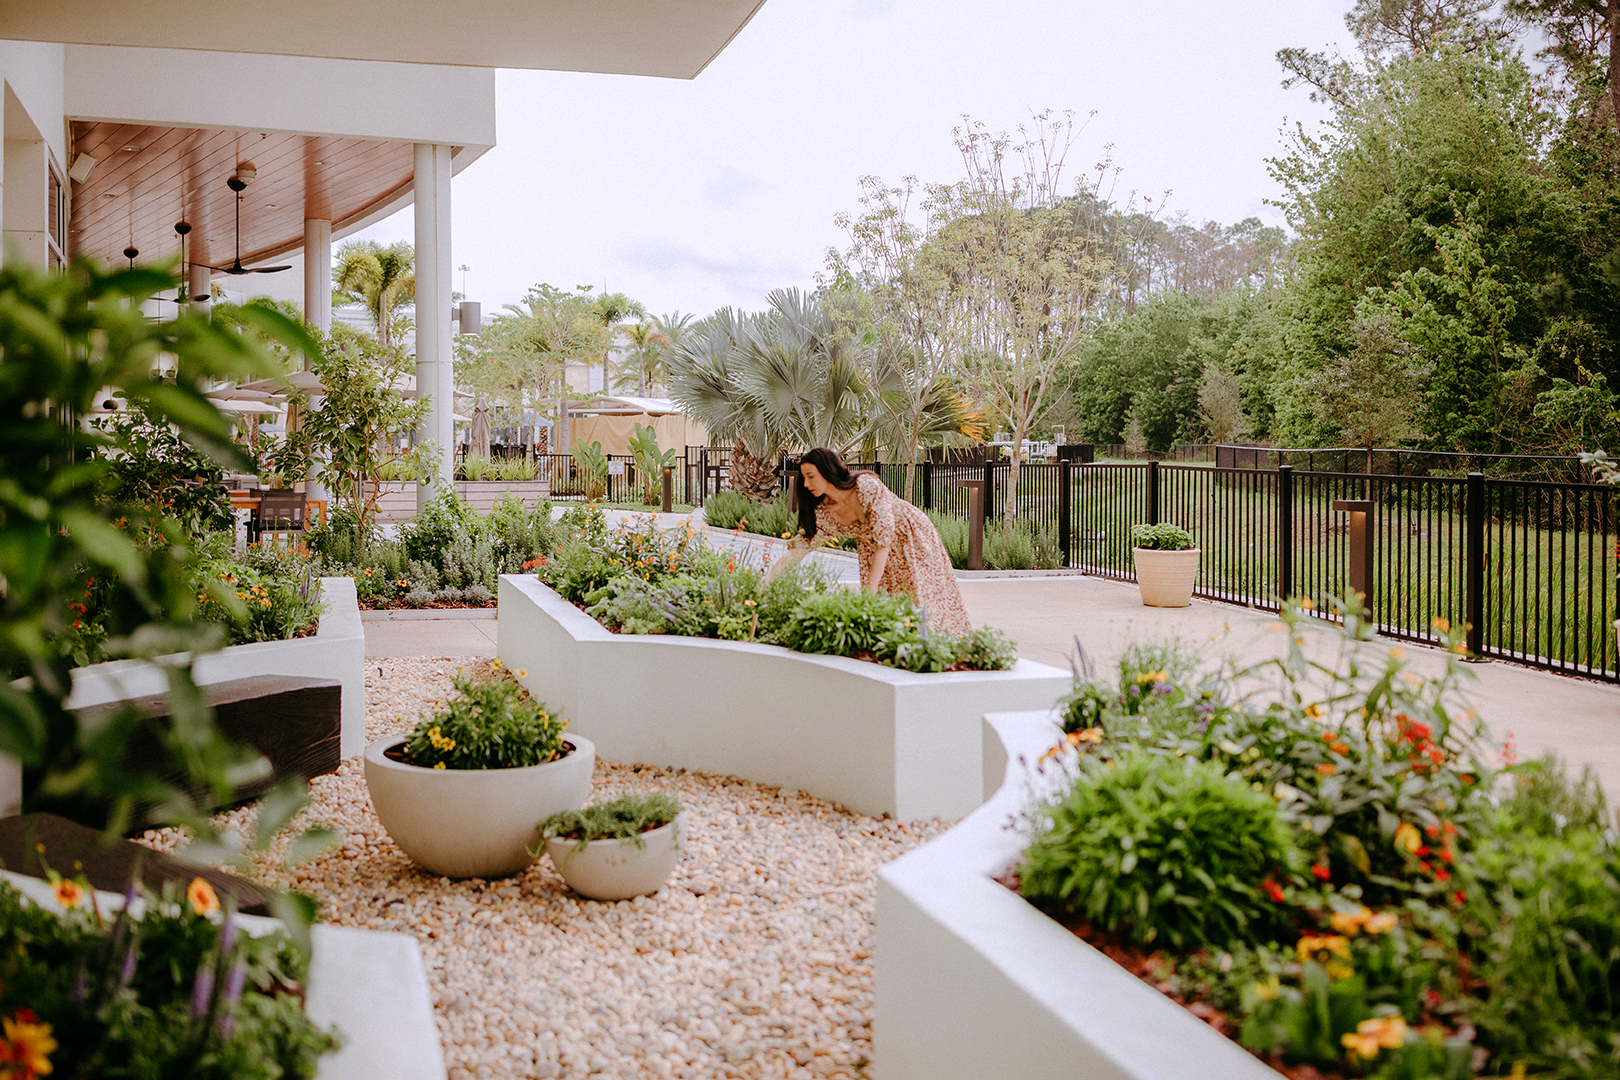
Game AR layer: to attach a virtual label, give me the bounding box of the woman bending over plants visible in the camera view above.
[766,447,971,635]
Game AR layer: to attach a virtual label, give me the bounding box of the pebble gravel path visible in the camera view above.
[143,656,950,1080]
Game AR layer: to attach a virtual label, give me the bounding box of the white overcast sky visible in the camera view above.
[344,0,1356,319]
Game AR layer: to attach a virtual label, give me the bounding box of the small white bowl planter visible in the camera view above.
[547,813,685,901]
[1132,547,1201,607]
[497,574,1072,822]
[364,734,595,879]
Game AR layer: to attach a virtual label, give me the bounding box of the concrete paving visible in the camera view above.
[364,617,496,658]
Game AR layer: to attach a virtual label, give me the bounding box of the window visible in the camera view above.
[47,164,67,270]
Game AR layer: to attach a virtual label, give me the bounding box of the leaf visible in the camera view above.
[251,779,310,851]
[1337,832,1372,875]
[58,510,143,580]
[267,890,319,959]
[0,521,51,592]
[227,304,322,364]
[284,827,341,867]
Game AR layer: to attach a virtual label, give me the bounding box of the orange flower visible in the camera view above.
[51,878,84,910]
[1,1012,57,1079]
[1393,822,1422,854]
[186,877,220,916]
[1315,762,1336,776]
[1341,1015,1407,1061]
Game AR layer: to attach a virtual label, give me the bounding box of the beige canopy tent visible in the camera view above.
[568,396,707,456]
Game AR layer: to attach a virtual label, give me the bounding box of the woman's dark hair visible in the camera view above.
[794,447,858,540]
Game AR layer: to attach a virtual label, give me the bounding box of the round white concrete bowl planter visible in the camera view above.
[546,813,685,901]
[364,734,595,879]
[1132,547,1200,608]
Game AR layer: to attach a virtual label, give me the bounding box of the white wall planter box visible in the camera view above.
[2,578,365,818]
[497,574,1070,821]
[874,710,1272,1080]
[2,869,446,1080]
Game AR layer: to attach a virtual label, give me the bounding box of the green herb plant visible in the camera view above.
[536,791,682,853]
[403,672,568,770]
[1129,522,1196,550]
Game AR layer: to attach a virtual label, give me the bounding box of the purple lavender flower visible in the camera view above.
[1153,681,1174,698]
[73,970,88,1000]
[222,959,246,1004]
[119,944,138,986]
[189,965,215,1021]
[219,917,237,953]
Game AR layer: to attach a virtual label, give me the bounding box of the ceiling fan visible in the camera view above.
[208,164,291,275]
[149,222,212,305]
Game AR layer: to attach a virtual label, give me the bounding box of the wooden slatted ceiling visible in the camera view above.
[68,123,422,270]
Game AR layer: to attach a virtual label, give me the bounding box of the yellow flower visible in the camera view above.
[516,669,527,678]
[433,761,447,769]
[186,877,220,916]
[1251,975,1280,1001]
[2,1013,57,1076]
[1394,822,1422,854]
[1296,935,1352,964]
[1304,703,1324,718]
[1134,670,1168,684]
[1068,727,1104,745]
[1341,1015,1408,1061]
[51,877,85,910]
[491,658,503,670]
[1299,596,1314,610]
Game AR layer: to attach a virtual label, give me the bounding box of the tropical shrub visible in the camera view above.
[0,876,340,1080]
[538,791,682,853]
[92,406,235,536]
[1021,751,1300,950]
[570,438,609,499]
[402,670,567,770]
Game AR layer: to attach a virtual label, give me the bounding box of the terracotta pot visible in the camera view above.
[364,734,594,879]
[1132,547,1200,608]
[546,814,684,901]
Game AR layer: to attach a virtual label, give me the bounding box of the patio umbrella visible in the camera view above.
[208,399,283,414]
[470,398,491,459]
[240,370,325,395]
[207,386,277,402]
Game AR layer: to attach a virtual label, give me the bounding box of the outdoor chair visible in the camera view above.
[250,488,306,545]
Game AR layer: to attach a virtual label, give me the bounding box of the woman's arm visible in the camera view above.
[763,539,811,584]
[864,542,891,592]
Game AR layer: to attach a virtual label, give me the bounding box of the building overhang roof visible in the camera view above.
[2,0,768,79]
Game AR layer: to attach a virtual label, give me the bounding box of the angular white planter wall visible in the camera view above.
[66,577,367,758]
[874,710,1273,1080]
[497,575,1071,821]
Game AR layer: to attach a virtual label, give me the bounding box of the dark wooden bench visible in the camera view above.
[0,812,274,915]
[72,674,342,811]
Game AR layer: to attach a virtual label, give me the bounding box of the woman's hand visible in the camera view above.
[764,540,809,584]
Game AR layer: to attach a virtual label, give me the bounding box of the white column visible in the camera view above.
[414,142,454,510]
[303,218,332,332]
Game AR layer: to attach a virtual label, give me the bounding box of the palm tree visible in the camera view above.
[588,291,646,396]
[332,240,415,350]
[614,311,695,396]
[667,289,869,501]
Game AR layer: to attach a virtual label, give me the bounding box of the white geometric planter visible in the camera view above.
[547,814,684,901]
[1132,547,1200,608]
[364,733,595,879]
[1,578,366,818]
[497,574,1071,822]
[874,710,1272,1080]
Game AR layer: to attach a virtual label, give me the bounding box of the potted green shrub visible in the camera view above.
[364,667,593,878]
[1130,522,1199,607]
[538,791,684,901]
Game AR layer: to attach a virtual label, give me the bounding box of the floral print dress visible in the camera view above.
[814,471,972,635]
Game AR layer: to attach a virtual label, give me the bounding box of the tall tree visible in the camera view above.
[614,312,695,396]
[1510,0,1620,136]
[332,240,415,350]
[948,111,1112,523]
[588,291,647,396]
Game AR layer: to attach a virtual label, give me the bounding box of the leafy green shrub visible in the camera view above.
[985,525,1037,569]
[92,406,234,536]
[400,489,479,565]
[704,490,797,538]
[570,438,608,499]
[0,877,340,1079]
[537,791,682,853]
[402,673,567,770]
[927,510,1061,570]
[1130,522,1196,550]
[1020,751,1300,950]
[953,626,1019,670]
[927,510,970,566]
[203,545,325,644]
[777,589,921,660]
[1497,753,1611,838]
[460,454,490,480]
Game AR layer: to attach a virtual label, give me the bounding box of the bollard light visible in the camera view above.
[1331,499,1375,615]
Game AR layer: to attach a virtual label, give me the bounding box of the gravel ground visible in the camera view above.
[141,657,949,1080]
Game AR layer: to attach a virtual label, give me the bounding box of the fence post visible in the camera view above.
[921,460,933,510]
[1059,459,1072,568]
[1147,459,1160,526]
[1466,471,1485,659]
[662,466,673,513]
[983,458,995,522]
[1277,465,1293,602]
[699,448,708,506]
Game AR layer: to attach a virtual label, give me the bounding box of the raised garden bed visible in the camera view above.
[874,709,1271,1080]
[497,574,1070,820]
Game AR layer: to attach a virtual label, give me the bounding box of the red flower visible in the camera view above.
[14,1008,36,1024]
[1261,878,1286,903]
[1453,890,1466,905]
[1424,824,1440,838]
[1415,845,1432,857]
[1433,867,1451,883]
[1311,863,1331,881]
